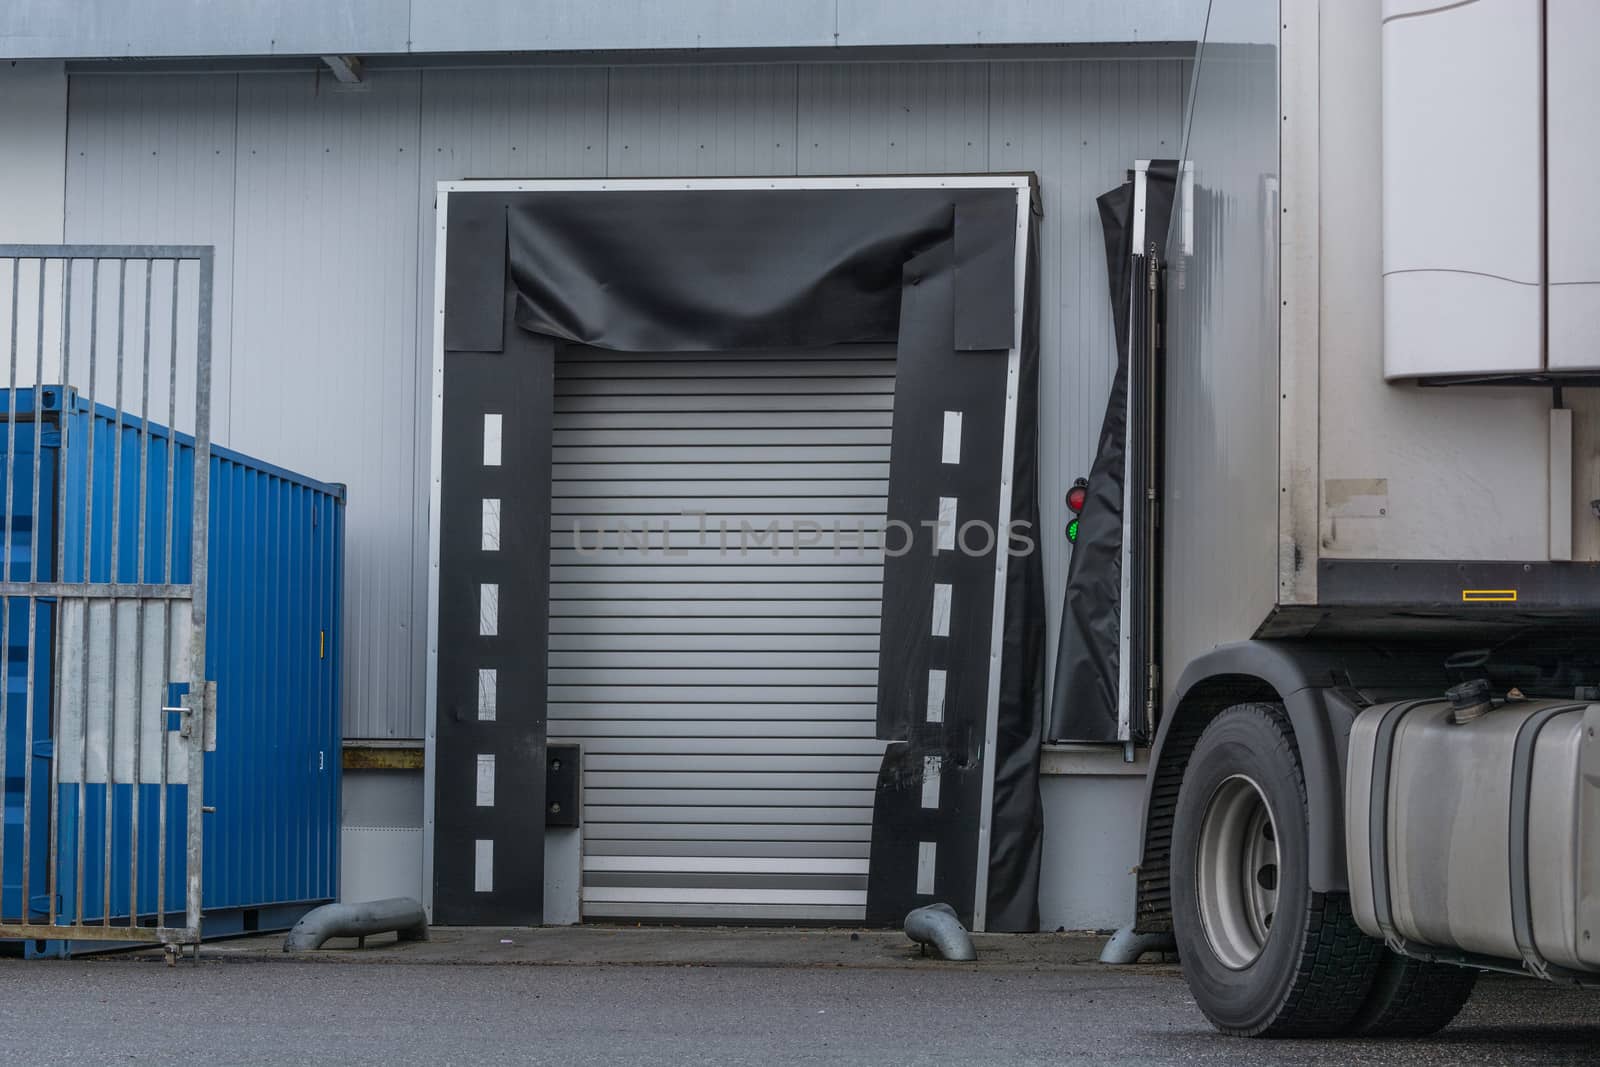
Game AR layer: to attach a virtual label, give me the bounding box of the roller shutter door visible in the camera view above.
[549,346,893,922]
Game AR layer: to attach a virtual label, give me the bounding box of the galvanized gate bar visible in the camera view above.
[26,260,47,925]
[77,256,98,933]
[0,583,194,598]
[186,250,214,945]
[131,261,150,930]
[2,257,18,926]
[47,258,70,929]
[0,245,213,949]
[160,256,179,933]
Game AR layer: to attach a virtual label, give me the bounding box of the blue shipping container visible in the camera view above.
[0,386,344,953]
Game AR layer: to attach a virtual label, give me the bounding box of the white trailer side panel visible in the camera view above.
[1162,19,1282,701]
[1547,0,1600,374]
[1380,0,1543,380]
[1317,0,1559,565]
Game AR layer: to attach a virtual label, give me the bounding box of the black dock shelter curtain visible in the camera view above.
[437,181,1046,930]
[1049,162,1176,743]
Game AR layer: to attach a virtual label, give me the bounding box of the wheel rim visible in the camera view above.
[1195,774,1280,970]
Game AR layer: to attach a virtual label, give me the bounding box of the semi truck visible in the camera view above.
[1131,0,1600,1037]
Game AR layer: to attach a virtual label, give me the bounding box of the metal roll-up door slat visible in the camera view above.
[556,392,894,414]
[551,496,889,516]
[583,856,871,875]
[551,346,892,921]
[579,742,889,758]
[547,704,878,722]
[549,566,886,584]
[585,756,887,774]
[585,805,873,825]
[549,584,885,602]
[581,903,867,921]
[547,599,885,618]
[560,356,895,378]
[549,616,882,634]
[552,410,895,430]
[583,771,882,791]
[550,651,880,669]
[548,633,881,652]
[580,822,874,842]
[550,528,887,550]
[554,445,891,462]
[553,428,894,448]
[547,720,881,740]
[550,686,878,705]
[584,840,874,859]
[562,376,894,396]
[551,480,890,499]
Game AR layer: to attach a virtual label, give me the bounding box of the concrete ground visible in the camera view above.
[0,927,1593,1065]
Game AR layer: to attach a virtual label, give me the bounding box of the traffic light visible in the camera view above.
[1066,477,1088,544]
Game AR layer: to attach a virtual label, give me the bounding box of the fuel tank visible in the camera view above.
[1346,692,1600,975]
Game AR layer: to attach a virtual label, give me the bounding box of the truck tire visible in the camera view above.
[1349,951,1477,1037]
[1170,702,1382,1037]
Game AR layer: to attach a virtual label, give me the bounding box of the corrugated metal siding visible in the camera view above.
[66,59,1185,740]
[796,62,991,173]
[988,61,1187,669]
[608,65,799,177]
[549,348,891,921]
[62,75,237,438]
[227,71,422,746]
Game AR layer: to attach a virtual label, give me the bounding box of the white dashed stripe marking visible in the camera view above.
[941,411,963,464]
[926,669,947,723]
[480,583,499,637]
[482,498,500,551]
[477,668,497,721]
[476,754,496,807]
[483,413,503,466]
[936,497,957,552]
[931,583,951,638]
[921,756,942,809]
[474,840,494,892]
[916,842,937,895]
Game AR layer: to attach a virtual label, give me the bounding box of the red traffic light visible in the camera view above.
[1066,478,1088,514]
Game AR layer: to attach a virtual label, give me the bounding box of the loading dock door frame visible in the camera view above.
[424,176,1039,931]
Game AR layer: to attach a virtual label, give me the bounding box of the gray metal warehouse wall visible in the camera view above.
[65,60,1186,740]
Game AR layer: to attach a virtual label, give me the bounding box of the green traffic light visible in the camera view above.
[1067,517,1079,544]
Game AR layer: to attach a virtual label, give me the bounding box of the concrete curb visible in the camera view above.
[104,926,1183,974]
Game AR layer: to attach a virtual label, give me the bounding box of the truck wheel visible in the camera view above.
[1350,951,1477,1037]
[1170,702,1381,1037]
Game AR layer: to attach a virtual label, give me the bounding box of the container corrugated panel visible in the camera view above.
[0,385,343,932]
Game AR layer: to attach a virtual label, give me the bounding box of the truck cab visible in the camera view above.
[1119,0,1600,1036]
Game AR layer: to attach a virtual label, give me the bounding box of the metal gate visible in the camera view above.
[0,245,212,952]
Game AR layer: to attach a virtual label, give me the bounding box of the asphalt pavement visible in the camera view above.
[0,931,1594,1065]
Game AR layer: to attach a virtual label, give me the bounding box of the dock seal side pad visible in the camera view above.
[1049,161,1176,743]
[435,279,552,925]
[436,183,1043,929]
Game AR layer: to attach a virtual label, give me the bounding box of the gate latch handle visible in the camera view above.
[163,704,192,738]
[164,682,218,751]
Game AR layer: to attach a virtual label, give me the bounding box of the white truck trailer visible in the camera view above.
[1137,0,1600,1037]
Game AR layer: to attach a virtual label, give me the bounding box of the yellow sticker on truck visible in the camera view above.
[1462,589,1518,603]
